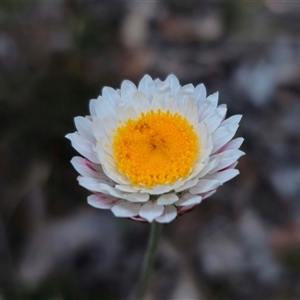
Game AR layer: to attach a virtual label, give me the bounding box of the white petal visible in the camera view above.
[175,177,199,192]
[123,193,150,203]
[196,155,221,178]
[78,176,104,192]
[178,96,198,126]
[176,84,194,104]
[189,179,221,194]
[71,157,105,179]
[205,168,240,183]
[155,205,177,223]
[102,86,121,107]
[115,101,140,125]
[131,91,151,114]
[111,200,141,217]
[139,202,164,222]
[153,78,162,87]
[156,193,179,205]
[89,99,97,116]
[203,105,227,134]
[121,80,137,102]
[221,114,242,127]
[66,133,100,163]
[198,92,219,121]
[87,194,117,209]
[115,184,139,192]
[93,97,116,120]
[212,120,241,153]
[101,162,131,185]
[175,193,202,206]
[166,74,180,96]
[74,116,95,142]
[194,83,207,108]
[162,93,179,114]
[101,116,117,141]
[139,184,174,195]
[206,92,219,109]
[138,75,155,100]
[92,119,111,144]
[151,80,171,111]
[98,183,127,198]
[209,149,245,173]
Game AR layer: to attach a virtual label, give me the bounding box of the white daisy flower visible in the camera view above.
[66,74,244,223]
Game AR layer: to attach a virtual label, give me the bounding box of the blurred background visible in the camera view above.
[1,1,300,299]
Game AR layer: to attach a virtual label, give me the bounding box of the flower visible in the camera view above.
[66,74,244,223]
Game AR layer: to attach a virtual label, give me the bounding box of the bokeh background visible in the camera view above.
[1,1,300,299]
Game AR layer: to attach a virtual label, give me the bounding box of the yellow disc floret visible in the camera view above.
[113,109,199,188]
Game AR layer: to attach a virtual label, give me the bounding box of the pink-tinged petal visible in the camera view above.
[209,149,245,173]
[189,179,221,194]
[130,216,147,222]
[228,161,238,169]
[111,200,141,218]
[204,169,240,183]
[177,204,198,215]
[138,75,155,100]
[218,137,244,153]
[175,193,202,206]
[74,116,95,143]
[156,193,178,205]
[139,202,164,222]
[71,157,105,179]
[202,190,216,199]
[121,80,137,102]
[87,194,117,209]
[155,205,177,223]
[66,133,100,163]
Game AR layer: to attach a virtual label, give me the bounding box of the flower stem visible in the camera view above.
[134,222,163,300]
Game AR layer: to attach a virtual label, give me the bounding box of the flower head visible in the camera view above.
[66,75,244,223]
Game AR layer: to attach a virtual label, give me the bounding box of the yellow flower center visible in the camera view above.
[113,109,199,188]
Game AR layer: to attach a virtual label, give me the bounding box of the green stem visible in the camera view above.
[134,222,163,300]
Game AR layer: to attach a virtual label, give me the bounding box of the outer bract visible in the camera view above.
[66,75,244,223]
